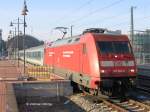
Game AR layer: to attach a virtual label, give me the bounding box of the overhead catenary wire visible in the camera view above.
[72,0,95,12]
[75,11,130,29]
[131,15,150,30]
[67,0,126,25]
[82,15,150,33]
[53,0,126,37]
[54,0,95,25]
[74,4,150,33]
[53,0,150,37]
[113,15,150,27]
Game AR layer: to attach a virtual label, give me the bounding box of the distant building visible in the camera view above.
[132,29,150,64]
[7,34,44,50]
[7,34,44,58]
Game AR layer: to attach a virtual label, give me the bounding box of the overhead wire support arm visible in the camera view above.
[54,0,95,25]
[55,27,68,39]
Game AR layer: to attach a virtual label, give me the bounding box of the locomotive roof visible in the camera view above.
[48,29,125,47]
[49,35,81,47]
[27,45,44,50]
[19,45,44,52]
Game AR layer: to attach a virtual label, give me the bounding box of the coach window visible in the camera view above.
[38,51,41,59]
[36,52,38,58]
[33,52,35,57]
[68,39,72,43]
[74,38,80,42]
[31,53,32,58]
[27,53,28,57]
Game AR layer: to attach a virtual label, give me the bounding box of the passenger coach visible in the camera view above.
[19,45,44,65]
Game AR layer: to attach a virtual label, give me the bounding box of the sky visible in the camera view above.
[0,0,150,41]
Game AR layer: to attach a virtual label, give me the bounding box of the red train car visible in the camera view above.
[44,28,136,96]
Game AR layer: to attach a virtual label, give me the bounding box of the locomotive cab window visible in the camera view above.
[97,41,132,54]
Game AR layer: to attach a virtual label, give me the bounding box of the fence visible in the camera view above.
[27,66,53,80]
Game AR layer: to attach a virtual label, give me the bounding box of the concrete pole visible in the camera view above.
[17,17,20,67]
[130,6,136,47]
[71,25,73,37]
[23,14,26,75]
[14,27,17,60]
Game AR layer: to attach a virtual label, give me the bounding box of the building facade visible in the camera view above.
[0,29,3,57]
[132,29,150,64]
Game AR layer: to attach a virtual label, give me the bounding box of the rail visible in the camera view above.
[109,99,150,112]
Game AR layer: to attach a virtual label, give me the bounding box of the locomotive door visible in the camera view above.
[79,44,84,73]
[80,43,88,74]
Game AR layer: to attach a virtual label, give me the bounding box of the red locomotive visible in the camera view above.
[44,28,136,96]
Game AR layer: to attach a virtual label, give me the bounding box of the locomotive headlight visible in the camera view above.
[115,55,118,58]
[100,70,105,73]
[130,69,135,73]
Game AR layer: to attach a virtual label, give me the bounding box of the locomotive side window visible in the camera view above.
[97,41,131,54]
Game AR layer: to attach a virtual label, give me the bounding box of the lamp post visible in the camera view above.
[9,29,17,59]
[130,6,136,47]
[8,31,14,59]
[7,35,11,59]
[21,0,28,75]
[10,18,24,66]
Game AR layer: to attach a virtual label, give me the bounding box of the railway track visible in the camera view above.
[108,99,150,112]
[94,99,128,112]
[91,98,150,112]
[71,93,150,112]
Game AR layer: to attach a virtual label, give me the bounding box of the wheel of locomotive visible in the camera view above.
[99,86,112,97]
[112,84,119,96]
[89,89,98,95]
[77,84,82,91]
[77,84,85,93]
[112,81,126,98]
[71,81,80,93]
[77,84,90,95]
[108,88,113,96]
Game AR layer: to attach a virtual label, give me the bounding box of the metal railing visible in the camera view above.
[27,66,52,80]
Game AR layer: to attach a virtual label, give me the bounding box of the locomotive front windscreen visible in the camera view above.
[97,41,132,54]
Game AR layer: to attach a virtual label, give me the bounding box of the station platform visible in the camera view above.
[0,60,73,112]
